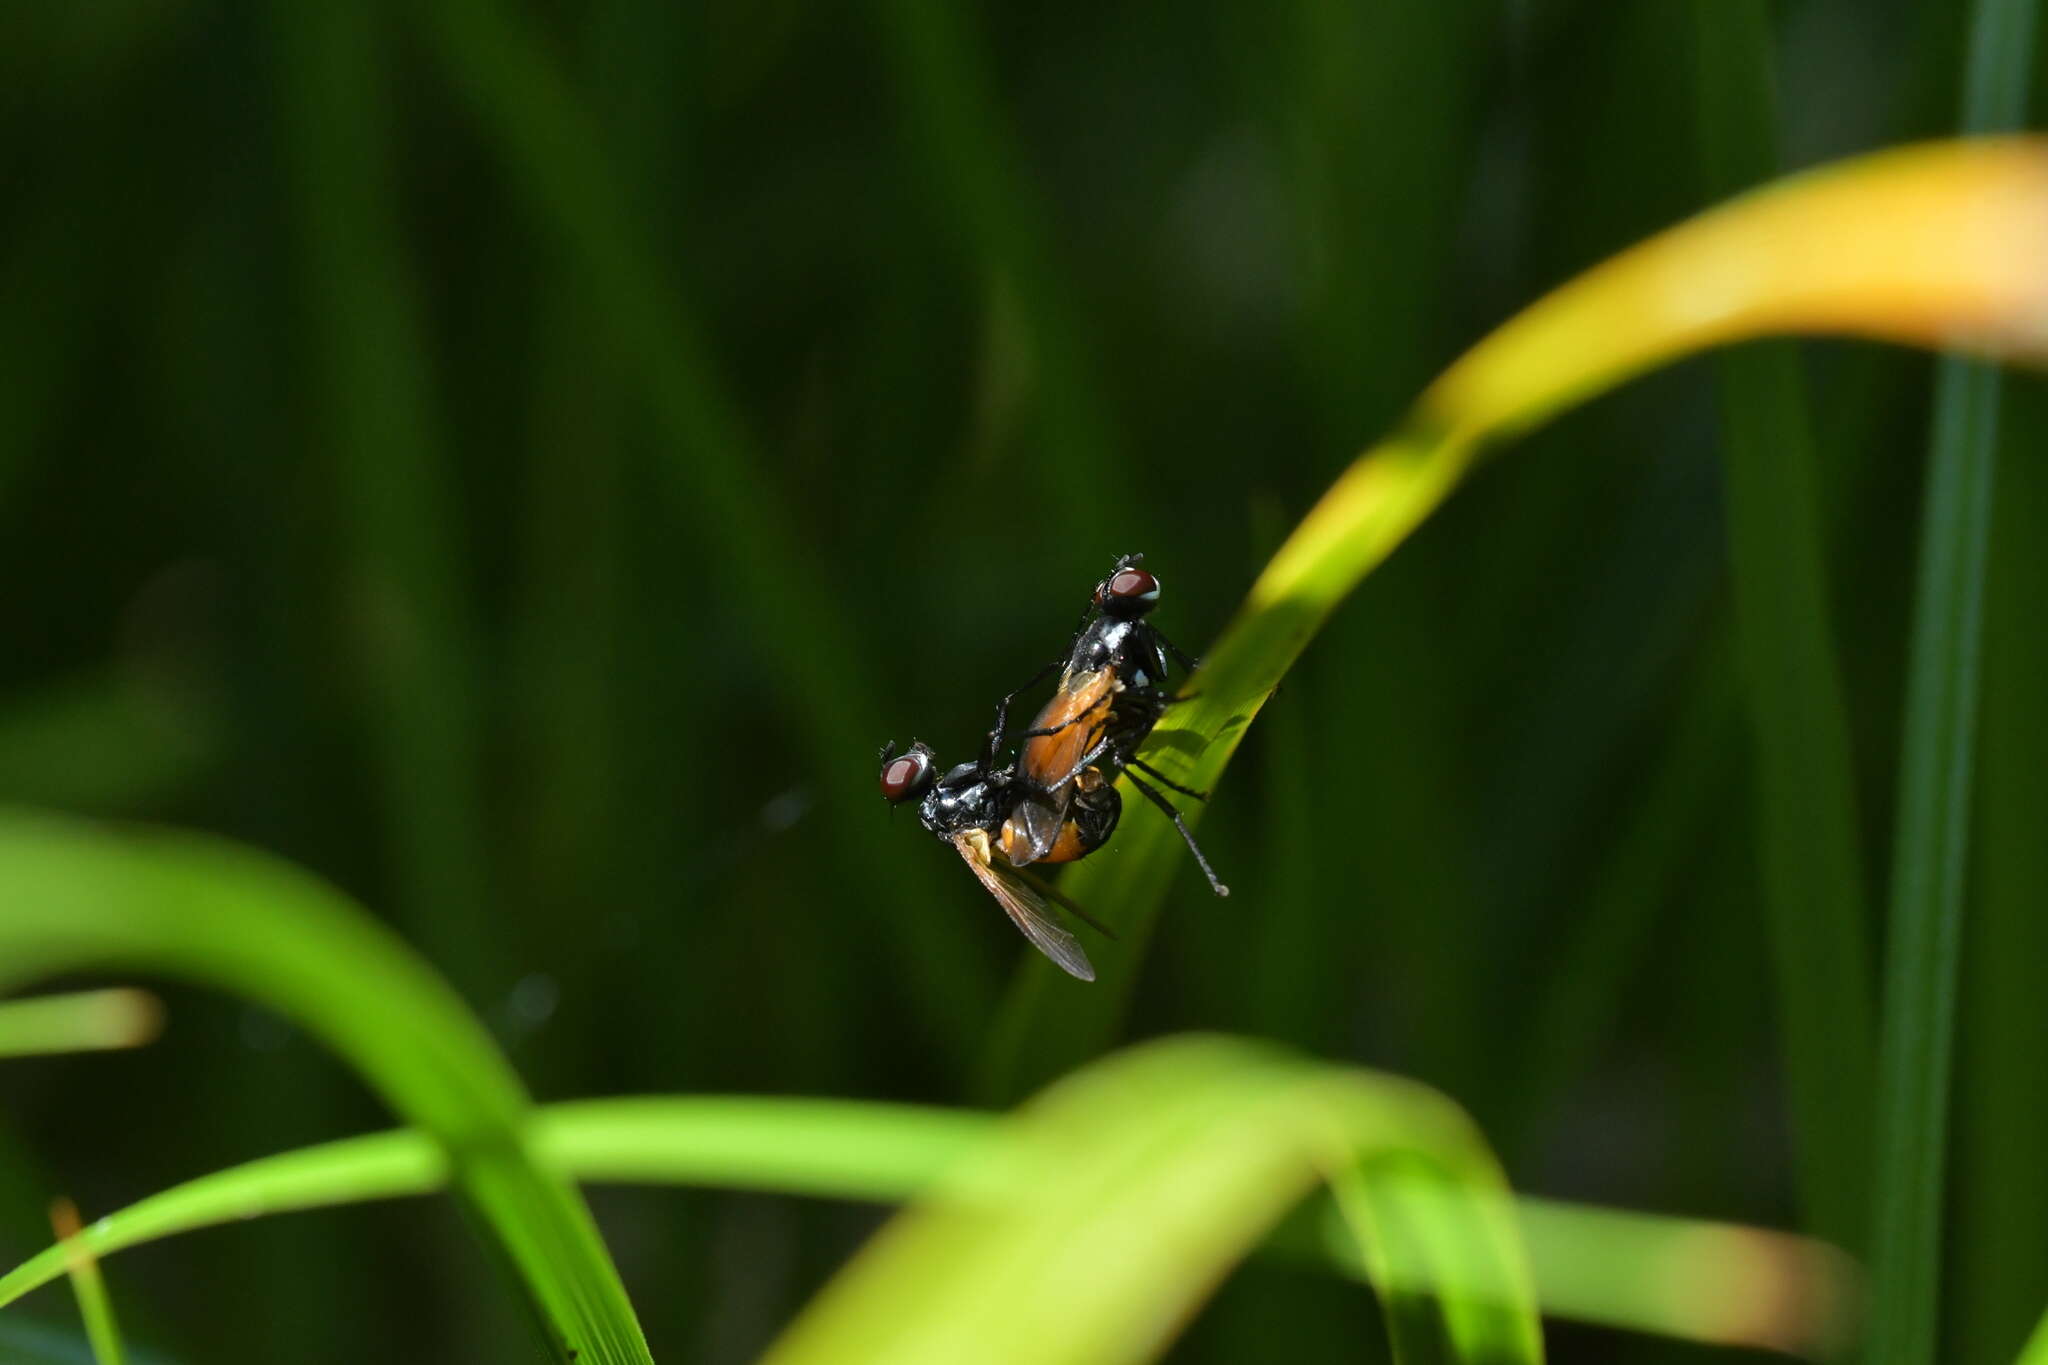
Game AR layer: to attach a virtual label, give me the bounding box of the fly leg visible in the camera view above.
[1129,757,1208,802]
[982,658,1064,770]
[1124,771,1229,897]
[1045,734,1113,791]
[1159,631,1201,674]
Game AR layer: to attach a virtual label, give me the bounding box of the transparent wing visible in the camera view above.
[951,834,1095,982]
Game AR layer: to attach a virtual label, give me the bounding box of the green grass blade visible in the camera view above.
[1689,0,1875,1252]
[0,1101,996,1311]
[1957,384,2048,1359]
[765,1037,1541,1365]
[48,1201,123,1365]
[0,1089,1860,1356]
[980,137,2048,1100]
[409,0,996,1049]
[1868,6,2040,1363]
[0,991,160,1060]
[0,812,649,1364]
[269,0,498,994]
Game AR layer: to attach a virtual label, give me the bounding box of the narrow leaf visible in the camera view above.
[49,1200,123,1365]
[1690,0,1874,1251]
[982,135,2048,1100]
[1869,6,2040,1361]
[0,991,161,1060]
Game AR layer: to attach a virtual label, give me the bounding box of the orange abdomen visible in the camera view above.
[1019,668,1116,790]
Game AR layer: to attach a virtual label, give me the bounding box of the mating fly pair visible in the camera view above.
[878,555,1227,982]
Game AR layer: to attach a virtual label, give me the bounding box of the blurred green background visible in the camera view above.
[1,0,2043,1360]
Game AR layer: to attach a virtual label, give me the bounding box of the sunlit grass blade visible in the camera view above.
[1270,1188,1858,1359]
[1870,6,2039,1363]
[0,1088,1862,1356]
[1514,1197,1857,1357]
[1689,0,1874,1253]
[2021,1304,2048,1365]
[49,1199,123,1365]
[0,812,649,1365]
[980,135,2048,1100]
[0,991,161,1060]
[764,1036,1539,1365]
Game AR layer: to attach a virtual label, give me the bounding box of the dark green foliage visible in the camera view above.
[0,1,2042,1360]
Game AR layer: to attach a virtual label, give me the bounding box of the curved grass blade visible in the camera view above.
[1689,0,1874,1253]
[1869,7,2040,1364]
[0,812,649,1365]
[980,136,2048,1101]
[0,1089,1858,1356]
[763,1036,1539,1365]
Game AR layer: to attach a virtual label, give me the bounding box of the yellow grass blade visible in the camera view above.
[986,135,2048,1100]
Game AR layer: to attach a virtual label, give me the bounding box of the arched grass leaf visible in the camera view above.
[981,136,2048,1101]
[0,1086,1857,1356]
[0,812,649,1365]
[761,1036,1538,1365]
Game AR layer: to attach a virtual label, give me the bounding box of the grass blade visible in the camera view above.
[48,1200,123,1365]
[0,813,649,1364]
[0,1088,1860,1356]
[1689,0,1875,1251]
[979,136,2048,1100]
[269,0,498,995]
[761,1037,1539,1365]
[2021,1305,2048,1365]
[1956,385,2048,1360]
[0,991,161,1060]
[1868,7,2040,1364]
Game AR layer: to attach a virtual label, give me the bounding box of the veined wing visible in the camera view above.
[952,830,1095,982]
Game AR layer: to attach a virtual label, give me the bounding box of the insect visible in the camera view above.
[992,554,1229,897]
[878,740,1119,981]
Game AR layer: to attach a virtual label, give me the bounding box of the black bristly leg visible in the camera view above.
[982,658,1064,769]
[1124,771,1229,897]
[1129,757,1208,802]
[1160,632,1201,675]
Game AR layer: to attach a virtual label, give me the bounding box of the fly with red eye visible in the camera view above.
[988,553,1229,897]
[876,739,1119,981]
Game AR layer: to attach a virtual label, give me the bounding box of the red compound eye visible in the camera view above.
[879,750,933,803]
[1106,567,1158,602]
